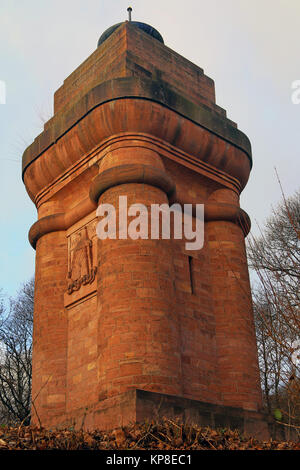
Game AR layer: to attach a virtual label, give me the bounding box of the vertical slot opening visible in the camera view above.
[188,256,195,295]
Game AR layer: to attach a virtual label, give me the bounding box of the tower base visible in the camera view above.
[38,389,270,440]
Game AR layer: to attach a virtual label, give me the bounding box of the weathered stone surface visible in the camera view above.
[23,20,266,436]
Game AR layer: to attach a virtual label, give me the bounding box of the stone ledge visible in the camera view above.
[49,389,270,439]
[134,390,270,440]
[22,76,252,180]
[90,163,176,203]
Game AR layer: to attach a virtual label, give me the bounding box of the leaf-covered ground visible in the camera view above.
[0,418,299,451]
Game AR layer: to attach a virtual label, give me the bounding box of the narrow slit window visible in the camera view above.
[188,256,195,295]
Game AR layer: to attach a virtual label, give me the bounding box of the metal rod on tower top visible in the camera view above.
[127,6,132,21]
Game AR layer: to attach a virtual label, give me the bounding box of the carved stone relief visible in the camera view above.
[67,219,98,295]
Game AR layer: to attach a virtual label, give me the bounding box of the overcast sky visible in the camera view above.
[0,0,299,297]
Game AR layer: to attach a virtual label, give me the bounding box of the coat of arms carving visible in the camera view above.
[67,223,97,295]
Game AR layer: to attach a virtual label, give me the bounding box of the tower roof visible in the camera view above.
[97,21,164,47]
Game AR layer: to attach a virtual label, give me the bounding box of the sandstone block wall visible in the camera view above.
[22,22,263,431]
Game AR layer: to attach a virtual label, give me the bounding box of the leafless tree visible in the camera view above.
[247,189,300,435]
[0,279,34,425]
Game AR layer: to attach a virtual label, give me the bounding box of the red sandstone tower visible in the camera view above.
[23,18,268,436]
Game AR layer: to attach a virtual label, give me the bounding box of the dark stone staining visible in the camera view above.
[22,77,252,178]
[98,22,164,48]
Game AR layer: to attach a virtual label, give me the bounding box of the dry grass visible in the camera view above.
[0,418,299,451]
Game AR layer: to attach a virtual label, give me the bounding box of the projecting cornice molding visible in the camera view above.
[22,77,252,202]
[28,200,251,249]
[90,163,176,203]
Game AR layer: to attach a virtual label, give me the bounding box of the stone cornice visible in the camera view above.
[29,200,250,249]
[33,134,242,209]
[22,77,252,200]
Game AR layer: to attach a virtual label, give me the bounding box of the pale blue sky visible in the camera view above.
[0,0,299,297]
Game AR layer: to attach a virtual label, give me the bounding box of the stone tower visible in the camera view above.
[23,19,267,436]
